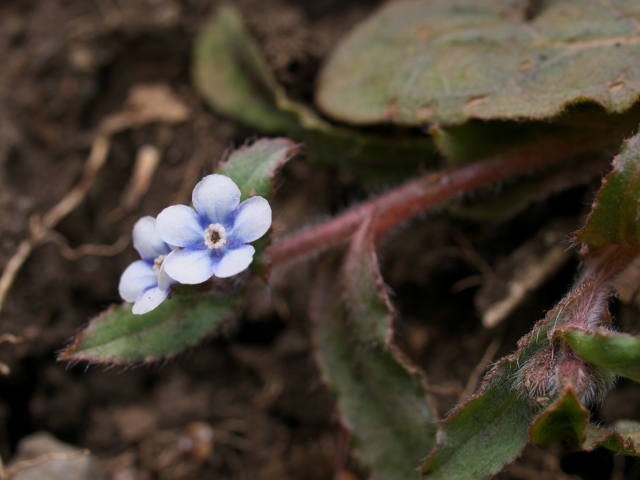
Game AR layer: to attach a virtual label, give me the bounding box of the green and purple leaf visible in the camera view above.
[558,328,640,383]
[530,387,640,455]
[311,219,437,480]
[422,365,538,480]
[59,294,238,365]
[317,0,640,126]
[217,137,299,201]
[529,387,589,449]
[216,137,298,273]
[576,131,640,248]
[191,5,300,134]
[191,5,439,187]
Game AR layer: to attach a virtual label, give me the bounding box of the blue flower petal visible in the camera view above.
[192,174,240,225]
[230,196,271,244]
[163,248,215,284]
[119,260,156,302]
[156,205,205,247]
[133,286,169,315]
[133,216,171,261]
[212,245,255,278]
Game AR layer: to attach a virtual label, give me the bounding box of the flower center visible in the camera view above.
[204,223,227,249]
[153,254,167,277]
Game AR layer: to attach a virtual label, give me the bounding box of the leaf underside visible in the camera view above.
[59,295,237,364]
[317,0,640,126]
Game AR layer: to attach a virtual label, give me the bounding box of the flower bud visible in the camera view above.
[517,346,616,406]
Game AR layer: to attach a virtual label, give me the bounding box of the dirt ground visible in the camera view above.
[0,0,639,479]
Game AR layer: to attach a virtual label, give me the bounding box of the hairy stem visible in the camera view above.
[267,135,614,266]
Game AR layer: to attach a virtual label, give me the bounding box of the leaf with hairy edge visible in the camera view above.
[59,295,238,365]
[576,131,640,248]
[311,219,437,480]
[192,5,300,134]
[217,138,299,201]
[529,387,589,449]
[530,387,640,455]
[558,328,640,383]
[317,0,640,126]
[422,364,538,480]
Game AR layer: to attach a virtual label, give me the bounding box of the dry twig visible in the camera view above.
[460,337,502,401]
[0,83,190,315]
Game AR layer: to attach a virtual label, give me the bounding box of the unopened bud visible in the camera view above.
[555,353,591,401]
[517,346,615,406]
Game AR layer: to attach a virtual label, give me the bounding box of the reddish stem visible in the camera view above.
[561,244,639,331]
[267,134,615,266]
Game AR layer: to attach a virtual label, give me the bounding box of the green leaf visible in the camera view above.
[530,387,640,455]
[575,131,640,248]
[431,105,640,164]
[192,6,440,187]
[585,423,640,456]
[558,328,640,383]
[312,219,436,480]
[217,137,299,200]
[317,0,640,126]
[59,295,237,365]
[192,5,300,134]
[529,387,589,449]
[422,364,538,479]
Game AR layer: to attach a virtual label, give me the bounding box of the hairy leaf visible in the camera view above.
[576,131,640,248]
[192,5,300,134]
[529,387,589,449]
[317,0,640,126]
[530,387,640,455]
[59,295,237,364]
[422,365,538,479]
[312,220,436,480]
[558,328,640,383]
[217,137,299,201]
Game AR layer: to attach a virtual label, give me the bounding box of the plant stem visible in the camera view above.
[267,135,615,266]
[559,244,639,331]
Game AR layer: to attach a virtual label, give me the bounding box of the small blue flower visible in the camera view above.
[156,174,271,284]
[119,216,176,314]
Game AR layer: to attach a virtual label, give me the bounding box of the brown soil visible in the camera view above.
[0,0,638,479]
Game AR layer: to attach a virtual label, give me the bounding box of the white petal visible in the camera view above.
[119,260,156,302]
[132,216,170,261]
[163,248,215,284]
[157,263,175,291]
[230,196,272,243]
[192,174,240,225]
[212,245,255,278]
[132,287,169,314]
[156,205,205,247]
